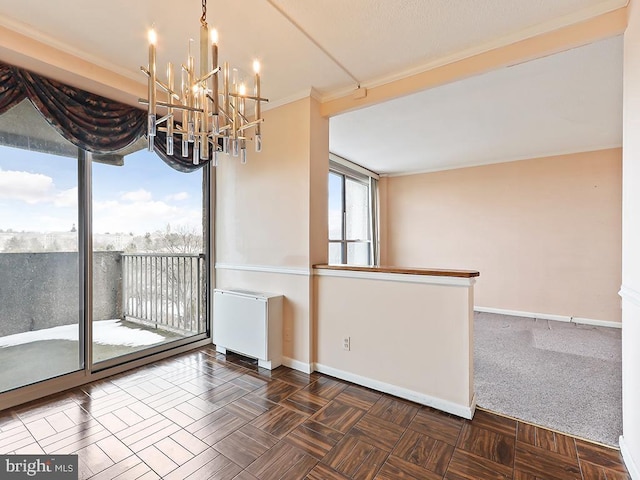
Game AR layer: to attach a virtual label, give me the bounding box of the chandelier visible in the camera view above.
[141,0,267,165]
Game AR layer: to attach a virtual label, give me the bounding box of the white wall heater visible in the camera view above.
[212,289,283,370]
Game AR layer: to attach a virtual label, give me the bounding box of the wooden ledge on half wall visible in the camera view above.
[313,264,480,278]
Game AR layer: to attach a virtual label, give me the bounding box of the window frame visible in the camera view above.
[328,153,379,266]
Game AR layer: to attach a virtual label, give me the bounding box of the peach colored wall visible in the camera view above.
[622,0,640,475]
[215,96,328,366]
[385,149,622,323]
[314,270,475,416]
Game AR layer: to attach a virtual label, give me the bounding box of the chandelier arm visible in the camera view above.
[228,93,269,103]
[237,119,263,133]
[139,98,205,113]
[194,67,221,85]
[140,67,181,100]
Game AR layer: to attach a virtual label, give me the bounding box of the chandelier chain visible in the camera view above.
[201,0,207,26]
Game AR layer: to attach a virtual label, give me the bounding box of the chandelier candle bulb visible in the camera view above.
[223,62,230,126]
[166,62,174,155]
[187,44,195,142]
[239,83,246,117]
[201,86,209,160]
[254,60,261,144]
[211,29,219,115]
[200,24,209,78]
[147,29,157,151]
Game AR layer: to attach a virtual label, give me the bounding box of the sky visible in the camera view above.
[0,145,203,235]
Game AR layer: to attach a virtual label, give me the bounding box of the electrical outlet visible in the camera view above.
[342,336,350,351]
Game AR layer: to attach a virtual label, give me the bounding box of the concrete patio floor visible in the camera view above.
[0,320,185,393]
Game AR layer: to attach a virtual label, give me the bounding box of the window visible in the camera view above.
[328,154,379,266]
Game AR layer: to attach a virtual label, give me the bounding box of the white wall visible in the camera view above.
[621,0,640,477]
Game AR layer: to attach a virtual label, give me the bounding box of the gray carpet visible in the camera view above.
[474,311,622,446]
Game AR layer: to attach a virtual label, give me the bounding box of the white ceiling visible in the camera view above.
[0,0,626,174]
[330,36,623,175]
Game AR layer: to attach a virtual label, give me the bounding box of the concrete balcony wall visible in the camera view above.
[0,251,122,337]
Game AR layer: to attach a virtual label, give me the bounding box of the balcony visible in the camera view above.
[0,251,206,393]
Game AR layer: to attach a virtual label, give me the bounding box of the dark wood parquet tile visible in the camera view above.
[580,460,631,480]
[335,385,382,411]
[272,370,320,388]
[348,414,405,451]
[456,422,515,467]
[284,419,344,459]
[188,409,247,446]
[517,422,578,459]
[184,453,242,479]
[306,462,351,479]
[408,407,464,445]
[368,396,419,428]
[576,438,629,473]
[280,390,330,415]
[322,434,388,479]
[446,448,513,480]
[252,380,300,404]
[514,441,582,479]
[311,400,365,434]
[163,448,221,480]
[375,454,442,480]
[250,404,308,439]
[213,429,275,467]
[393,428,454,476]
[304,376,349,399]
[0,346,632,480]
[471,408,517,437]
[223,394,278,422]
[246,441,317,480]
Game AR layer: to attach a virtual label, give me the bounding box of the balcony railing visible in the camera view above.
[121,253,206,335]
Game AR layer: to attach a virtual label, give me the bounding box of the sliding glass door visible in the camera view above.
[0,99,210,395]
[91,150,208,367]
[0,101,82,392]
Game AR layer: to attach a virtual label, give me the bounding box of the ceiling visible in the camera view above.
[330,36,623,175]
[0,0,627,175]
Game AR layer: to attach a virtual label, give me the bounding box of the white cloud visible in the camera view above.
[0,168,54,204]
[53,187,78,207]
[120,189,152,202]
[93,198,201,234]
[165,192,189,201]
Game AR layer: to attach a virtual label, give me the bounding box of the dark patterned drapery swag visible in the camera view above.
[0,61,204,172]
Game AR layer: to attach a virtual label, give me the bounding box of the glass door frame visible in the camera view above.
[85,152,213,373]
[0,149,213,409]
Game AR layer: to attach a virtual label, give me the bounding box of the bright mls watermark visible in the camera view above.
[0,455,77,479]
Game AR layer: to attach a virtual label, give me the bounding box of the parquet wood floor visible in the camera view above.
[0,346,630,479]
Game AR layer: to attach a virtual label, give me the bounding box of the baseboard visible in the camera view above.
[474,306,621,329]
[620,435,640,480]
[281,356,314,374]
[314,363,475,419]
[572,317,622,328]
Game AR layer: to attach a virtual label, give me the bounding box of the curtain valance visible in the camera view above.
[0,62,205,172]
